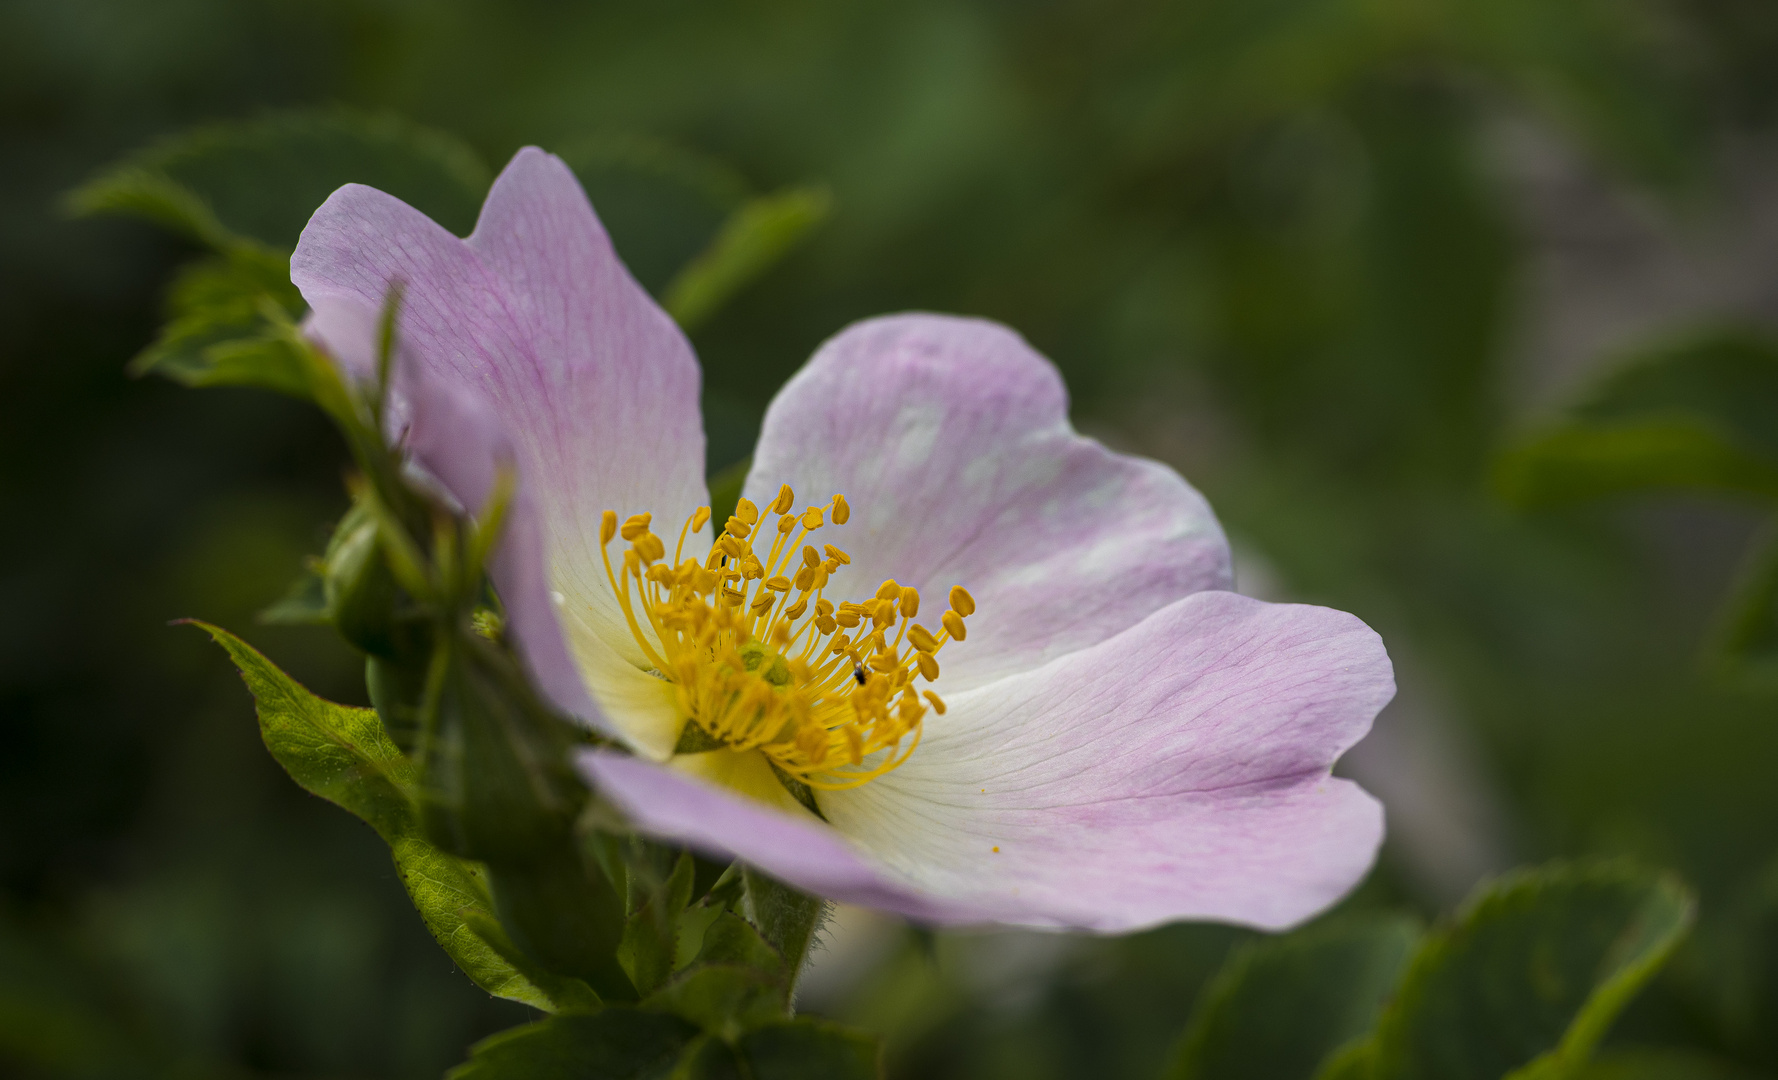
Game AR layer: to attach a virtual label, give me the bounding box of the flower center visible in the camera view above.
[598,485,974,792]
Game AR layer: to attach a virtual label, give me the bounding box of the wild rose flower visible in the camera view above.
[292,148,1393,932]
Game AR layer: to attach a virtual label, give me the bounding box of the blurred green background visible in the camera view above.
[6,1,1778,1077]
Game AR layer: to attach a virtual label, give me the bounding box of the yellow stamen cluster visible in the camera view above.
[599,485,974,792]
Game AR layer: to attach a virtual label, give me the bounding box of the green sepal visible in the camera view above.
[741,868,827,989]
[187,619,579,1011]
[643,965,788,1042]
[258,558,329,625]
[1169,914,1420,1080]
[621,851,699,996]
[1326,860,1695,1080]
[415,632,586,865]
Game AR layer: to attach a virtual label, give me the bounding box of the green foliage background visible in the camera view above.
[5,0,1778,1077]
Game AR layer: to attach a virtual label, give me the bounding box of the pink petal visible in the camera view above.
[745,313,1231,692]
[824,590,1391,930]
[579,751,954,920]
[292,149,709,738]
[583,590,1390,932]
[305,295,607,732]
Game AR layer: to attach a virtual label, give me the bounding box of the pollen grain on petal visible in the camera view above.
[597,487,975,794]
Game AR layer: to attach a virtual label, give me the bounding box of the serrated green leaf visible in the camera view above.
[662,186,831,332]
[128,250,313,395]
[70,109,489,252]
[447,1007,701,1080]
[190,621,572,1010]
[1351,861,1694,1080]
[737,1019,883,1080]
[1170,914,1420,1080]
[1495,328,1778,506]
[188,619,415,838]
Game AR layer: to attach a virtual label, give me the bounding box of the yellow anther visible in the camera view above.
[950,586,976,617]
[621,513,652,542]
[634,533,665,563]
[600,486,974,794]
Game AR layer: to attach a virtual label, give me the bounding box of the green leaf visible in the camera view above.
[69,109,489,252]
[1170,914,1420,1080]
[128,250,313,396]
[737,1019,883,1080]
[1569,1049,1768,1080]
[187,619,415,838]
[447,1007,701,1080]
[556,134,749,297]
[189,621,572,1011]
[1346,860,1694,1080]
[662,186,831,332]
[1495,327,1778,506]
[1708,520,1778,685]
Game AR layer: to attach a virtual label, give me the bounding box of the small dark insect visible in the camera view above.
[853,666,868,686]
